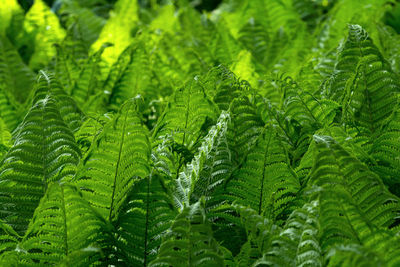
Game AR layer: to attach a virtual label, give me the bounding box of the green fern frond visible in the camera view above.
[233,205,280,266]
[191,111,232,202]
[325,244,383,267]
[75,99,151,221]
[101,44,135,102]
[149,201,225,267]
[0,86,20,132]
[52,44,81,95]
[228,96,264,165]
[324,24,377,101]
[58,1,106,51]
[255,200,322,267]
[377,23,400,73]
[19,0,66,70]
[200,65,243,111]
[33,71,83,133]
[316,187,400,266]
[71,44,109,108]
[112,174,176,265]
[153,78,218,152]
[74,113,111,157]
[174,111,230,210]
[342,54,399,135]
[0,117,12,158]
[283,76,340,132]
[225,126,300,221]
[210,22,241,67]
[151,134,177,182]
[238,18,269,67]
[0,35,35,103]
[0,218,20,254]
[370,107,400,194]
[324,24,399,135]
[310,135,400,229]
[0,96,81,234]
[17,182,111,266]
[108,42,153,110]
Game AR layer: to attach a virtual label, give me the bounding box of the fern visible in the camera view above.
[370,107,400,194]
[255,201,322,267]
[153,77,218,153]
[32,71,84,132]
[174,111,230,210]
[233,204,280,266]
[149,200,225,267]
[310,135,400,229]
[17,182,111,266]
[326,24,399,135]
[1,0,400,265]
[71,44,108,108]
[112,173,176,265]
[75,98,151,221]
[0,95,81,234]
[19,0,66,70]
[224,125,300,222]
[0,35,35,103]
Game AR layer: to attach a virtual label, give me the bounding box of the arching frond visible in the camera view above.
[75,99,151,221]
[255,201,322,267]
[325,25,399,135]
[174,111,230,210]
[112,174,176,265]
[371,107,400,195]
[228,96,264,165]
[71,44,109,108]
[0,35,35,103]
[233,205,280,266]
[0,96,81,234]
[17,182,111,266]
[153,78,218,152]
[310,135,400,229]
[224,126,300,222]
[200,65,243,111]
[33,71,84,133]
[149,201,225,267]
[0,86,20,132]
[20,0,66,70]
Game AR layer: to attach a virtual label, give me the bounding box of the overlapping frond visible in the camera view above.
[19,0,66,70]
[112,174,176,265]
[149,201,225,267]
[325,25,399,135]
[233,204,280,266]
[225,126,300,221]
[255,201,322,267]
[0,35,35,103]
[17,182,111,266]
[75,99,151,221]
[33,71,83,132]
[153,78,218,152]
[174,111,230,210]
[310,135,400,228]
[370,107,400,193]
[71,45,108,108]
[0,96,81,234]
[0,86,20,132]
[228,96,264,165]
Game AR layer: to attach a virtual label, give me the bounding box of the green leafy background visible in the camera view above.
[1,0,400,266]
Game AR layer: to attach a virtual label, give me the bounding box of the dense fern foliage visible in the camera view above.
[2,0,400,265]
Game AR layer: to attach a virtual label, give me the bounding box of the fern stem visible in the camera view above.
[108,108,128,221]
[60,185,69,256]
